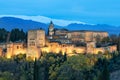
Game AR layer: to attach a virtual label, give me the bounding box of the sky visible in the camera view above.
[0,0,120,26]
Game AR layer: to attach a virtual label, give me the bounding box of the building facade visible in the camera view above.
[48,22,108,43]
[67,31,108,43]
[27,29,45,60]
[0,21,116,60]
[6,42,26,58]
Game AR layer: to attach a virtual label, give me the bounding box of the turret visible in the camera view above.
[48,21,54,36]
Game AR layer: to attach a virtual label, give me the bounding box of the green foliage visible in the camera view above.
[55,54,99,80]
[33,58,39,80]
[0,28,26,43]
[0,71,13,80]
[97,59,110,80]
[0,28,8,43]
[10,28,26,42]
[109,52,120,72]
[102,37,110,43]
[0,52,120,80]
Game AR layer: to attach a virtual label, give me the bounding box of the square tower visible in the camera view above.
[27,29,45,60]
[28,29,45,48]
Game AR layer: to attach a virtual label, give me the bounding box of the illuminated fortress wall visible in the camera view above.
[0,47,2,56]
[40,42,86,55]
[6,42,26,58]
[40,41,117,56]
[5,41,117,59]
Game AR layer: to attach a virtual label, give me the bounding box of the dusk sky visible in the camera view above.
[0,0,120,26]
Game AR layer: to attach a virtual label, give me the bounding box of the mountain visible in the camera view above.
[0,16,119,35]
[0,17,63,33]
[0,17,49,32]
[0,15,86,26]
[65,23,120,34]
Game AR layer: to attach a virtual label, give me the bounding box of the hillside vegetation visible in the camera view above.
[0,51,120,80]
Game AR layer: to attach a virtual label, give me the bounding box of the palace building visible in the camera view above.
[67,30,108,43]
[0,21,117,60]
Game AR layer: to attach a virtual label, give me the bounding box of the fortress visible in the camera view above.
[0,21,117,60]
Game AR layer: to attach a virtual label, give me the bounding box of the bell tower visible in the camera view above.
[48,21,54,36]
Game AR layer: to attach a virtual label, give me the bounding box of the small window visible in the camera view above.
[17,46,19,49]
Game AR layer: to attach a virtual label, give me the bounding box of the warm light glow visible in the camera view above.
[14,50,26,55]
[45,48,49,53]
[6,54,11,58]
[56,48,60,53]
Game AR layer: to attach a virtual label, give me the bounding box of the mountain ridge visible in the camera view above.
[66,23,120,34]
[0,16,119,34]
[0,15,87,26]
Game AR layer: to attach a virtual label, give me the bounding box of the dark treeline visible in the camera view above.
[0,51,120,80]
[0,28,27,43]
[0,28,8,42]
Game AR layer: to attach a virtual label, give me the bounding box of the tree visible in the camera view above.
[97,59,110,80]
[0,71,13,80]
[102,61,110,80]
[63,52,67,61]
[33,58,39,80]
[10,28,26,42]
[102,37,110,43]
[117,34,120,52]
[0,28,8,43]
[110,34,118,44]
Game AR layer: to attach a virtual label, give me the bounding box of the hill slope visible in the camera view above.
[0,16,119,34]
[0,17,48,31]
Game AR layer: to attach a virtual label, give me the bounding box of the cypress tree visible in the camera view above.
[63,52,67,61]
[98,59,110,80]
[33,58,39,80]
[103,59,110,80]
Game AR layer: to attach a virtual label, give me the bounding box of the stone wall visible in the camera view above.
[0,47,2,56]
[67,31,108,43]
[94,45,117,54]
[40,42,117,55]
[6,43,26,58]
[40,42,86,55]
[5,42,117,59]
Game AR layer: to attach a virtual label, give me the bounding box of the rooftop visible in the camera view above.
[28,28,45,31]
[68,30,107,33]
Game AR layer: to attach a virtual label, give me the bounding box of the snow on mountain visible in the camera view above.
[0,15,86,26]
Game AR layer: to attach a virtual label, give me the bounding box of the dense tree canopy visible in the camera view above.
[10,28,26,42]
[0,28,26,43]
[0,51,119,80]
[0,28,8,43]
